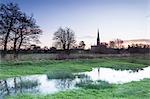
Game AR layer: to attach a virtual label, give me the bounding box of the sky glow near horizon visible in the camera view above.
[1,0,150,48]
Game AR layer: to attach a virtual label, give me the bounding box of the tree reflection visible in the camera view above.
[54,74,91,90]
[0,77,39,98]
[55,79,74,90]
[4,80,10,95]
[98,68,100,79]
[0,80,10,96]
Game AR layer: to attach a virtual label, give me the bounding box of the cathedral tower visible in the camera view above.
[97,29,100,46]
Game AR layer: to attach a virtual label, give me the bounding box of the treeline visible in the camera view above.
[127,46,150,54]
[0,46,149,54]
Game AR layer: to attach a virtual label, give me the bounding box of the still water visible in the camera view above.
[0,66,150,98]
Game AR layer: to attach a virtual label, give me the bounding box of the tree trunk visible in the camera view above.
[2,29,11,58]
[63,43,66,50]
[67,43,70,50]
[18,33,23,51]
[67,44,70,55]
[13,37,18,59]
[2,20,13,59]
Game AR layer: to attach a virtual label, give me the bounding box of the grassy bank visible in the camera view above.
[7,79,150,99]
[0,55,150,79]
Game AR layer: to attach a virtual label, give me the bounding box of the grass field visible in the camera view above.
[0,55,150,79]
[0,54,150,99]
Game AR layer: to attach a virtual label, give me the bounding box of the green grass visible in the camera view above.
[76,80,113,89]
[6,79,150,99]
[47,70,75,79]
[16,80,39,88]
[0,55,149,79]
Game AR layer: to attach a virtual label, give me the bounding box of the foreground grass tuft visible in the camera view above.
[47,70,75,79]
[16,80,39,88]
[76,80,113,89]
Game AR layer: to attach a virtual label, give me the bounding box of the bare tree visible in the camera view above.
[12,13,42,57]
[18,15,41,49]
[0,3,21,57]
[78,41,86,49]
[53,27,75,50]
[109,41,115,48]
[115,39,123,49]
[109,39,123,49]
[0,3,42,58]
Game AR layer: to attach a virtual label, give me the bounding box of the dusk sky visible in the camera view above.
[1,0,150,48]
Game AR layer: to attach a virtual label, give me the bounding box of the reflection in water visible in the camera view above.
[55,79,74,90]
[0,77,39,99]
[5,80,9,95]
[83,66,150,84]
[14,78,17,93]
[98,68,100,79]
[0,66,150,99]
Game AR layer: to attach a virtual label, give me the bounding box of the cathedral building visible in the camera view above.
[91,29,116,54]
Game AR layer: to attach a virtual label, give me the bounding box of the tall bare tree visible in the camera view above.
[53,27,75,50]
[0,3,21,57]
[12,13,42,57]
[0,3,42,58]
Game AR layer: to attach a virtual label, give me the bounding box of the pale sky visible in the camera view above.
[1,0,150,48]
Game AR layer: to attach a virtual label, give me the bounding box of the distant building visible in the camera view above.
[97,29,100,46]
[91,29,117,54]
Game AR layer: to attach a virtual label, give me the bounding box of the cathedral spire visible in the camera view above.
[97,29,100,46]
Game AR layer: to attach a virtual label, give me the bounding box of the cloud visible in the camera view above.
[77,36,95,39]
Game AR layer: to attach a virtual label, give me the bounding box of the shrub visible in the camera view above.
[16,80,39,88]
[47,71,75,79]
[76,80,112,89]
